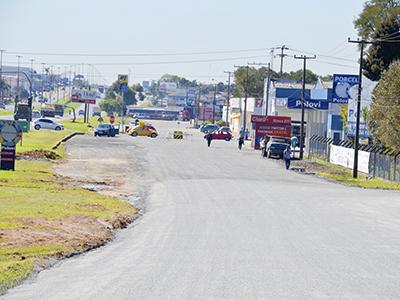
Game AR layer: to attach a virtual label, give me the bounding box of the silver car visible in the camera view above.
[33,118,64,131]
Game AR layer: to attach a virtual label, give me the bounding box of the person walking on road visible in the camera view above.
[206,133,213,147]
[238,136,244,150]
[283,145,291,170]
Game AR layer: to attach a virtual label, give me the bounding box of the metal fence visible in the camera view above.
[308,135,400,182]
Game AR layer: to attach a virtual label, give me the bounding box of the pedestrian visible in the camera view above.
[206,133,213,147]
[238,136,244,150]
[283,145,291,170]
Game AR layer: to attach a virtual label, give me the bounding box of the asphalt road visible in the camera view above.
[4,121,400,299]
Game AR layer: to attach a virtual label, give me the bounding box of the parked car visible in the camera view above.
[219,126,232,132]
[205,130,233,141]
[94,124,119,137]
[128,125,158,138]
[200,124,219,134]
[33,118,64,131]
[265,142,288,159]
[79,109,85,116]
[0,103,5,109]
[31,110,41,119]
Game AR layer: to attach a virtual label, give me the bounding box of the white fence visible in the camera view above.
[329,145,370,174]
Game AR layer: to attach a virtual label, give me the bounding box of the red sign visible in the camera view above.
[251,115,291,149]
[109,115,115,124]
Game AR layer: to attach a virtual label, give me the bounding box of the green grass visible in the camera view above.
[0,110,12,117]
[315,160,400,190]
[18,129,69,157]
[0,160,136,291]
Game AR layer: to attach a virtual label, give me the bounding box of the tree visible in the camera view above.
[367,60,400,148]
[354,0,400,40]
[282,69,319,83]
[99,98,123,116]
[363,16,400,81]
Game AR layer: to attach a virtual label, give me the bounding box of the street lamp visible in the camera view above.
[212,79,217,124]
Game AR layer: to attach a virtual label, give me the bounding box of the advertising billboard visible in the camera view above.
[332,74,359,104]
[251,115,291,149]
[71,90,99,104]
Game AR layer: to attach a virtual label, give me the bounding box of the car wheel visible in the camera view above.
[131,132,138,137]
[150,133,157,138]
[225,137,231,141]
[34,124,41,130]
[55,126,61,131]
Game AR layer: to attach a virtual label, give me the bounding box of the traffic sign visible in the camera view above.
[0,120,23,146]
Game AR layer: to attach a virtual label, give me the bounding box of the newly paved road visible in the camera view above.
[4,121,400,299]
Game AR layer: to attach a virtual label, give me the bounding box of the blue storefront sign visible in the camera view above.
[347,121,371,138]
[332,74,359,104]
[287,99,329,110]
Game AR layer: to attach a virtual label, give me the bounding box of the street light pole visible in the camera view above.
[0,49,5,106]
[212,80,217,124]
[294,54,316,160]
[224,71,232,124]
[15,55,22,112]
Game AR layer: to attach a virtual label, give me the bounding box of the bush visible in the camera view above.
[216,120,228,127]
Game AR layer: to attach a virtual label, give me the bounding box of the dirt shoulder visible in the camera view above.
[0,135,143,294]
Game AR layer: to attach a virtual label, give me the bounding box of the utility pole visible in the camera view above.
[0,50,5,106]
[348,38,374,178]
[224,71,232,124]
[41,63,46,102]
[277,45,289,77]
[234,65,249,139]
[294,54,316,160]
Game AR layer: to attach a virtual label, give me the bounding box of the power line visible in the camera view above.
[3,55,268,66]
[5,47,272,57]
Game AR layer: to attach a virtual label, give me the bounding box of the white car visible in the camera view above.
[33,118,64,131]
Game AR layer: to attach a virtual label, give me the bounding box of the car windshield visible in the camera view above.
[270,143,287,150]
[99,124,109,128]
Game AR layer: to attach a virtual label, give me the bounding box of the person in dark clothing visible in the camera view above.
[283,145,291,170]
[238,136,244,150]
[206,133,213,147]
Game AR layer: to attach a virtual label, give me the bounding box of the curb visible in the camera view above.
[52,131,85,150]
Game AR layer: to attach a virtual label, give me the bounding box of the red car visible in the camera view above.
[205,130,233,141]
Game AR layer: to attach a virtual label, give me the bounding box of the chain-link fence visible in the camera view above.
[309,135,400,182]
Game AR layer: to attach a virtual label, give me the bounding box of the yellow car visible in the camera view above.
[128,124,158,138]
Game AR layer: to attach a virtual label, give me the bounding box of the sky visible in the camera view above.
[0,0,365,85]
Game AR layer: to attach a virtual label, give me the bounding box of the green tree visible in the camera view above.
[367,60,400,148]
[282,69,319,83]
[363,16,400,81]
[354,0,400,40]
[99,98,123,116]
[339,104,349,131]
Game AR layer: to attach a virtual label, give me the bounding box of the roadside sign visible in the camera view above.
[0,120,23,171]
[118,74,128,84]
[332,74,359,104]
[251,115,291,149]
[287,99,329,110]
[1,145,16,171]
[0,120,23,146]
[71,90,98,104]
